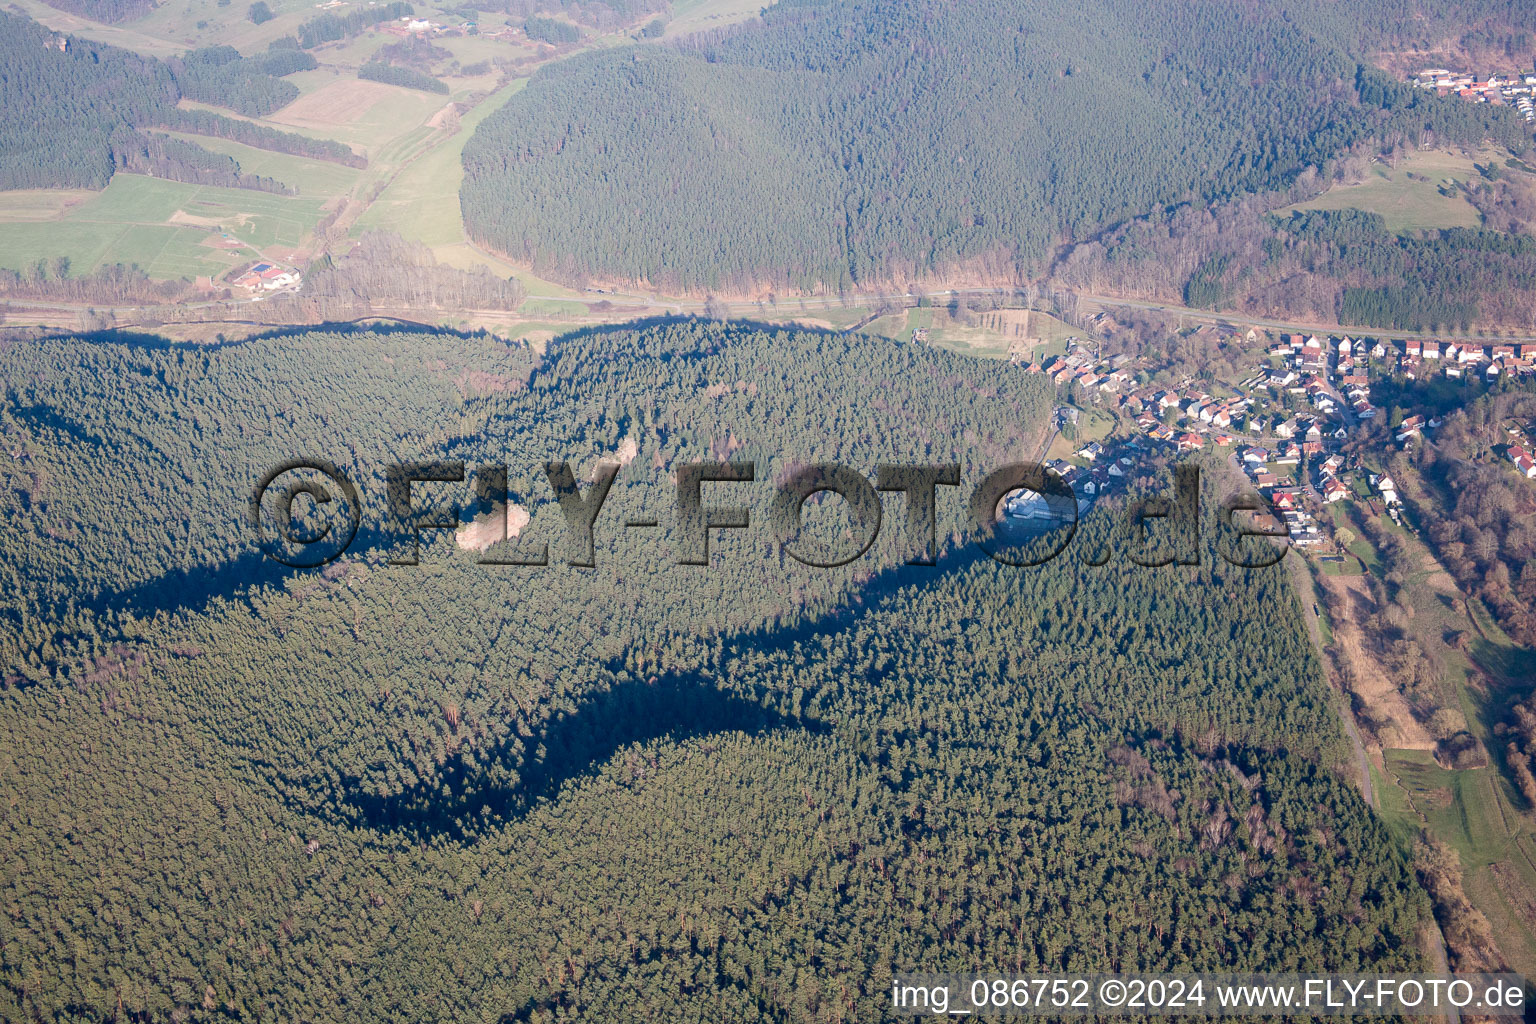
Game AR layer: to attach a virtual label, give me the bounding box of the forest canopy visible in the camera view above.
[459,0,1529,294]
[0,321,1429,1019]
[0,11,359,192]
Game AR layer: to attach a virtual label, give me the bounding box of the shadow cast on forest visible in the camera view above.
[331,527,1075,842]
[339,671,830,841]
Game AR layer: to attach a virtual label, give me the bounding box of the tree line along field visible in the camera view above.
[0,0,581,295]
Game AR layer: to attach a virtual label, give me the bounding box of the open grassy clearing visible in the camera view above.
[906,306,1083,361]
[0,219,232,280]
[1284,148,1488,233]
[852,311,907,339]
[135,0,335,52]
[1044,405,1116,462]
[0,189,98,223]
[266,76,447,150]
[1316,552,1368,577]
[0,174,323,278]
[1325,502,1386,575]
[311,30,394,69]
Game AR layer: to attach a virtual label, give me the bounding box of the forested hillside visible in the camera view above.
[0,12,176,190]
[1285,0,1536,57]
[0,12,357,192]
[460,0,1527,294]
[1,321,1427,1020]
[1055,199,1536,332]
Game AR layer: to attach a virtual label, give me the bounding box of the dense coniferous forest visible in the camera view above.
[0,12,360,192]
[523,13,581,42]
[460,0,1528,294]
[0,12,178,189]
[170,45,302,117]
[502,0,663,32]
[1288,0,1536,61]
[0,321,1429,1020]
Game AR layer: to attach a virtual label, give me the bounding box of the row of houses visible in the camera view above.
[1396,339,1536,381]
[1413,67,1536,121]
[1033,349,1138,393]
[1239,455,1323,545]
[1266,331,1536,399]
[1265,334,1376,418]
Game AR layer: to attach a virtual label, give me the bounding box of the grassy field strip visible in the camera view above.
[351,77,591,300]
[155,132,365,197]
[354,78,526,244]
[0,189,97,222]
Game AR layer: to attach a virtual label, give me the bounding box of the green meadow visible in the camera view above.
[0,174,325,279]
[1285,149,1486,233]
[354,78,524,249]
[1382,748,1536,974]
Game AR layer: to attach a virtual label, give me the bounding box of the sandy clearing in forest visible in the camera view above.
[456,503,530,552]
[1320,573,1436,750]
